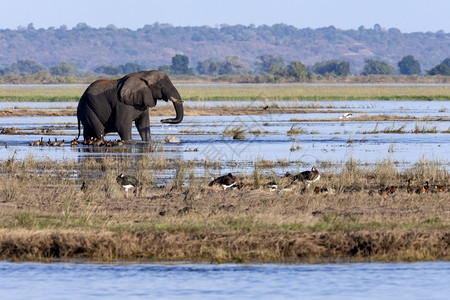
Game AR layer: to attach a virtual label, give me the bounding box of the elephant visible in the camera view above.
[76,70,184,142]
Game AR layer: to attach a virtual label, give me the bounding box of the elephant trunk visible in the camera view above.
[161,97,184,124]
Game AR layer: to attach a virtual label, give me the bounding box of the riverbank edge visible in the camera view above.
[1,229,449,263]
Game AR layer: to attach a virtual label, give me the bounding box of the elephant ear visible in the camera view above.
[119,76,156,107]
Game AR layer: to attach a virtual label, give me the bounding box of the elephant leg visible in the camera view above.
[135,112,150,141]
[82,110,105,140]
[116,122,133,141]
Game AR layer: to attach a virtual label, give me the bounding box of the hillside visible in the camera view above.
[0,23,448,73]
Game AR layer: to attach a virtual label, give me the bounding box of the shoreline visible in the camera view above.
[1,228,449,263]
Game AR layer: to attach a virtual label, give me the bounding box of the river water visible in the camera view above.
[1,261,449,299]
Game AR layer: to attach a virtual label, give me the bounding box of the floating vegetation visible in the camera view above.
[223,126,246,140]
[413,123,438,133]
[287,125,307,136]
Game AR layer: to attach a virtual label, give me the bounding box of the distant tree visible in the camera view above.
[427,58,450,76]
[93,63,146,75]
[397,55,421,75]
[219,56,250,75]
[361,59,396,75]
[197,59,220,75]
[311,60,350,76]
[287,61,307,80]
[1,60,47,75]
[94,64,121,75]
[120,62,146,74]
[158,64,171,74]
[170,54,194,75]
[50,62,78,76]
[197,57,249,75]
[255,54,285,74]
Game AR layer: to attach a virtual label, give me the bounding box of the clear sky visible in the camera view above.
[1,0,448,33]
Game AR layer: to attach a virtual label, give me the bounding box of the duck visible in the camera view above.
[407,179,413,193]
[37,137,46,146]
[388,186,396,194]
[70,138,79,147]
[116,173,139,198]
[29,140,39,146]
[51,138,59,147]
[291,166,320,190]
[208,173,237,190]
[434,184,445,192]
[93,136,105,147]
[415,181,429,194]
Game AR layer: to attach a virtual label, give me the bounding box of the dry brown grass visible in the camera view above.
[0,156,449,262]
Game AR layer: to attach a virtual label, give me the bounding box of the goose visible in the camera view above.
[208,173,237,190]
[70,138,79,147]
[57,140,65,147]
[291,166,320,189]
[116,173,139,198]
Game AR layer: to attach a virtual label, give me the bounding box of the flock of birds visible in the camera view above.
[115,166,447,198]
[203,166,321,192]
[114,167,321,198]
[371,179,446,196]
[29,137,126,147]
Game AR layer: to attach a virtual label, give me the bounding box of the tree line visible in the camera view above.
[1,54,448,81]
[0,23,448,73]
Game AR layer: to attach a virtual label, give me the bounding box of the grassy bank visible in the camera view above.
[0,155,448,262]
[0,83,449,102]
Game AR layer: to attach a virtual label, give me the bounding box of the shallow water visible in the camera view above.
[0,100,449,179]
[1,261,449,299]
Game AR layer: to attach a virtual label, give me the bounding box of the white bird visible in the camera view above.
[339,113,352,119]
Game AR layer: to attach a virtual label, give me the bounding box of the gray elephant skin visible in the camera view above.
[77,70,184,142]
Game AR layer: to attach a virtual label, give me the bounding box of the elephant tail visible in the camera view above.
[76,116,81,140]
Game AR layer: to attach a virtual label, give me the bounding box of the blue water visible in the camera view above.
[1,262,449,299]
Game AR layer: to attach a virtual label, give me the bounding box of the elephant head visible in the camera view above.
[118,70,184,124]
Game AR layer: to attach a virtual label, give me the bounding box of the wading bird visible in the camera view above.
[116,173,139,197]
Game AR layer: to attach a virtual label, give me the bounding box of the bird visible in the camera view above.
[388,186,396,194]
[434,184,445,192]
[415,181,429,194]
[208,173,237,190]
[93,136,105,147]
[70,138,79,147]
[266,181,278,192]
[29,140,39,146]
[51,138,59,147]
[407,179,413,193]
[38,137,46,146]
[339,113,352,119]
[290,167,320,190]
[116,173,139,197]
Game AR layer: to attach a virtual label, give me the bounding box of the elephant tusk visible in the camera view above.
[169,96,183,104]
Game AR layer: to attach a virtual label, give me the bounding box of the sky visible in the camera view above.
[1,0,449,33]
